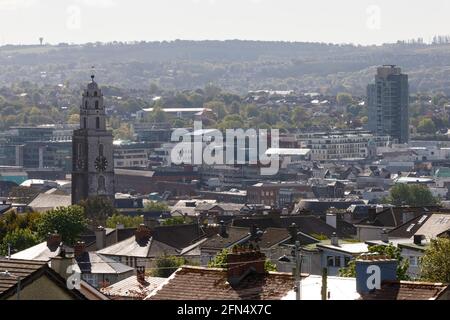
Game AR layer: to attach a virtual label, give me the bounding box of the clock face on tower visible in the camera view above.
[95,156,108,172]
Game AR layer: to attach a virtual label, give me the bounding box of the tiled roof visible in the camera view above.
[147,266,296,300]
[360,281,449,300]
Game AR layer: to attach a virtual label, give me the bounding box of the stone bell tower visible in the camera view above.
[72,73,115,204]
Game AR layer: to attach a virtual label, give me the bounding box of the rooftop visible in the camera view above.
[146,266,296,300]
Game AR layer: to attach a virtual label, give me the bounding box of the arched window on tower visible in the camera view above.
[99,144,104,157]
[94,91,98,97]
[98,176,106,192]
[83,117,87,129]
[96,117,100,129]
[85,101,88,108]
[95,100,99,109]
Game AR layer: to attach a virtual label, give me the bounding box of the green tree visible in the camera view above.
[144,201,169,212]
[0,228,40,256]
[161,216,191,226]
[152,255,186,278]
[339,244,409,280]
[80,197,117,228]
[387,184,438,207]
[148,106,168,123]
[37,205,88,245]
[417,118,436,135]
[0,210,41,243]
[420,237,450,283]
[337,93,353,106]
[106,213,143,228]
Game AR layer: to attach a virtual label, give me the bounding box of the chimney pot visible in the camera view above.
[381,228,389,243]
[74,241,86,258]
[136,267,147,285]
[219,220,227,237]
[331,232,339,246]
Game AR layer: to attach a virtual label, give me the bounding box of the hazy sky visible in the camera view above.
[1,0,449,45]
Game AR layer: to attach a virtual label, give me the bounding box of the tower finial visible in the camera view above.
[91,65,95,82]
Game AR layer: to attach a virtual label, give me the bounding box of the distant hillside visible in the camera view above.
[2,40,450,94]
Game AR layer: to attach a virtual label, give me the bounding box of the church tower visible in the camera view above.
[72,74,115,204]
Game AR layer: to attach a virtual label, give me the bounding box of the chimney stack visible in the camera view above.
[74,241,86,258]
[135,224,152,244]
[355,254,397,295]
[47,232,62,250]
[95,226,106,250]
[414,234,424,245]
[250,224,258,238]
[226,247,266,285]
[50,246,75,280]
[136,267,147,285]
[326,212,337,229]
[219,220,227,237]
[381,228,389,243]
[368,207,377,222]
[330,232,339,247]
[288,223,297,242]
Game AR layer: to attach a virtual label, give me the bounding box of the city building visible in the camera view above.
[367,65,410,143]
[298,130,389,161]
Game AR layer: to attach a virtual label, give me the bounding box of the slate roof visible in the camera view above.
[28,193,71,211]
[73,252,134,275]
[356,207,443,228]
[152,224,206,249]
[232,215,349,238]
[146,266,297,300]
[0,258,86,300]
[97,236,179,258]
[360,281,449,300]
[388,214,430,238]
[201,227,251,250]
[11,241,63,261]
[101,275,166,299]
[257,228,291,249]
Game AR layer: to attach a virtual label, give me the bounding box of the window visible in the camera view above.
[409,256,418,267]
[98,176,106,192]
[327,256,334,267]
[95,100,99,109]
[83,117,87,129]
[344,256,351,267]
[335,256,341,268]
[82,273,96,287]
[96,117,100,129]
[85,101,88,108]
[99,144,104,157]
[94,91,98,97]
